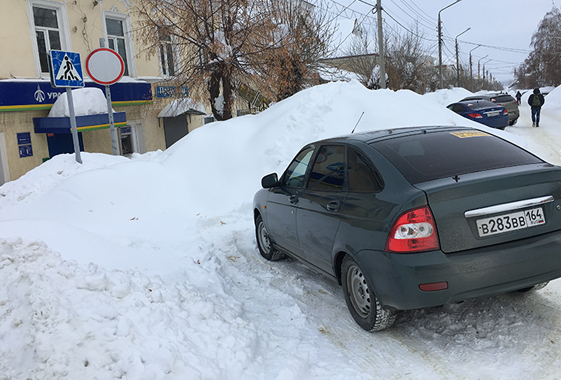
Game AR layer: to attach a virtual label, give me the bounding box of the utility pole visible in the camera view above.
[478,55,488,79]
[469,45,481,88]
[377,0,386,89]
[455,28,470,87]
[438,0,462,88]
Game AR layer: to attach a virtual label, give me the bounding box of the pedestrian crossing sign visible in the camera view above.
[49,50,84,88]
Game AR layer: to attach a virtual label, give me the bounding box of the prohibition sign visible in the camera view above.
[85,48,125,85]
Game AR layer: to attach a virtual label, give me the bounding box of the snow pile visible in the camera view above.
[1,81,561,379]
[48,87,113,117]
[422,87,475,106]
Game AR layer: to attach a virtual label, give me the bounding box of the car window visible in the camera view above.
[371,130,543,184]
[283,146,315,188]
[307,145,345,192]
[348,147,383,193]
[451,104,467,112]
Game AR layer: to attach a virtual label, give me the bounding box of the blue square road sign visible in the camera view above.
[49,50,84,88]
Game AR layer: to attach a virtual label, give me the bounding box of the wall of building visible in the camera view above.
[0,109,50,180]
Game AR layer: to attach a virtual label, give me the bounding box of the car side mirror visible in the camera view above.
[261,173,279,188]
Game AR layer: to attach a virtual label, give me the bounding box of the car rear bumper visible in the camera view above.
[354,229,561,310]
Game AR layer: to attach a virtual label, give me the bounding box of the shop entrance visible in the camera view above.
[163,116,188,148]
[47,133,84,158]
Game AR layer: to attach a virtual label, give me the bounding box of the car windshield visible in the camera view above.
[371,130,543,184]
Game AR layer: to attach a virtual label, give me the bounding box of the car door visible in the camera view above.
[296,144,348,273]
[265,145,315,256]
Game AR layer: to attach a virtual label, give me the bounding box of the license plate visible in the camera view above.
[486,111,500,117]
[476,207,545,237]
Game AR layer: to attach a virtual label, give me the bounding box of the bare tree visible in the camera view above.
[341,27,380,88]
[251,0,336,101]
[135,0,278,120]
[516,6,561,87]
[385,25,434,93]
[135,0,334,119]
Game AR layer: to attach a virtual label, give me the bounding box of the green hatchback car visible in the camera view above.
[253,126,561,331]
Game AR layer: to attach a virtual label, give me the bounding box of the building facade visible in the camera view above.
[0,0,207,185]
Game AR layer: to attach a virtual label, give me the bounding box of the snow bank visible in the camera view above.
[48,87,113,117]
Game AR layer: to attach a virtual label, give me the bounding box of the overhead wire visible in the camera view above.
[316,0,527,82]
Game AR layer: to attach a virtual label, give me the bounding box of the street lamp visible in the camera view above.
[439,0,462,88]
[469,44,481,84]
[455,27,470,87]
[478,55,488,79]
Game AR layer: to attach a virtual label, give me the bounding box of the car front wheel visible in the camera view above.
[255,214,284,261]
[341,255,396,332]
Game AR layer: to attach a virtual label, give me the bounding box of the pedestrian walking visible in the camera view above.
[528,88,545,127]
[516,90,522,104]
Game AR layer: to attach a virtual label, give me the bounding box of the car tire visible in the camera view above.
[517,281,549,293]
[255,214,284,261]
[341,255,396,332]
[509,118,518,126]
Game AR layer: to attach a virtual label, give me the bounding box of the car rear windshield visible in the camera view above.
[371,130,543,184]
[469,100,497,110]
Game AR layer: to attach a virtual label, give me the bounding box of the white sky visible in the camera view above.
[328,0,559,85]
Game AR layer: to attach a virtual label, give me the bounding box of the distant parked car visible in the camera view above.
[447,100,508,129]
[254,126,561,331]
[459,93,519,126]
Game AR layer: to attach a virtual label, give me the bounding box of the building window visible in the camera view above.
[32,6,63,73]
[106,17,130,76]
[159,28,175,77]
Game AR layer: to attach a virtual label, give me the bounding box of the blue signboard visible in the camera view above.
[17,132,33,158]
[17,132,31,145]
[0,81,152,112]
[19,144,33,158]
[50,50,84,88]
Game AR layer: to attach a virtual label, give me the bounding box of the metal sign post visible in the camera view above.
[86,44,125,156]
[49,50,85,164]
[65,88,82,163]
[105,85,119,155]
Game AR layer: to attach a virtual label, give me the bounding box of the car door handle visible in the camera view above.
[289,195,298,204]
[326,200,340,212]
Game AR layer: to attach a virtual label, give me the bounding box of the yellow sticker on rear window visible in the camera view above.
[450,131,490,138]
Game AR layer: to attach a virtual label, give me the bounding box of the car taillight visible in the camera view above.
[468,113,483,119]
[385,205,440,253]
[504,109,508,115]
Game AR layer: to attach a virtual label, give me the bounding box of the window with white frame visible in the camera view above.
[30,3,67,73]
[159,28,176,77]
[105,16,133,76]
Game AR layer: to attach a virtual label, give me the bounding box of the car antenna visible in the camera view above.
[351,112,365,134]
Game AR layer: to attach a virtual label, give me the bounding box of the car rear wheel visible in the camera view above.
[341,255,396,332]
[255,215,284,261]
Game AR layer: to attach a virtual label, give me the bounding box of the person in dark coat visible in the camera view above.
[528,88,545,127]
[515,91,522,104]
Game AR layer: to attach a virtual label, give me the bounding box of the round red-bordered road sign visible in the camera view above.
[85,48,125,85]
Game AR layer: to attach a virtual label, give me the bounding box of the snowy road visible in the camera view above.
[208,214,561,380]
[205,103,561,379]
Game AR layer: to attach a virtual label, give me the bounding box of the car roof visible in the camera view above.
[312,126,479,145]
[455,100,500,108]
[462,93,514,101]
